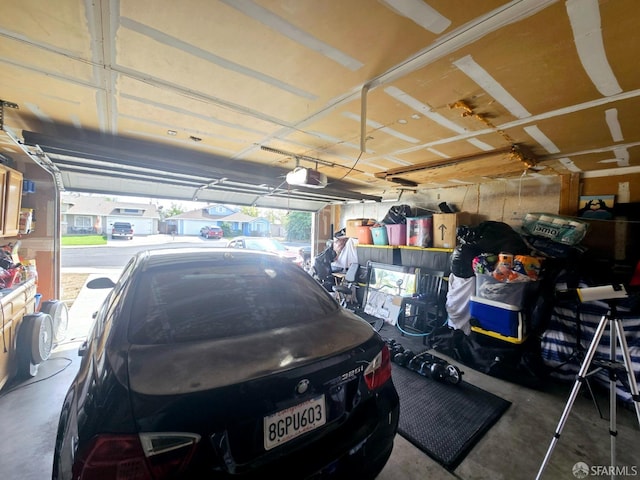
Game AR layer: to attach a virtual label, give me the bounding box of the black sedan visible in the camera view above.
[52,248,399,479]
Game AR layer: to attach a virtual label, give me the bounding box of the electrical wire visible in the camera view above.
[331,150,364,184]
[395,317,449,337]
[0,356,74,400]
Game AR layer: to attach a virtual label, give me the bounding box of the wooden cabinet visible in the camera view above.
[0,278,37,390]
[0,166,23,237]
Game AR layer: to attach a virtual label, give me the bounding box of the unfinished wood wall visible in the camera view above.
[331,173,639,262]
[339,176,562,229]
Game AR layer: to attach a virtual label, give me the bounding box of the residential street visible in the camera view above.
[61,234,308,268]
[61,234,220,267]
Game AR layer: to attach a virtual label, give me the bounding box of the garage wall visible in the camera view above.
[19,161,60,300]
[582,172,640,203]
[336,174,638,262]
[339,176,562,229]
[579,172,640,262]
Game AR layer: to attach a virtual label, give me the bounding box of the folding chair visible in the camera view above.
[398,270,447,345]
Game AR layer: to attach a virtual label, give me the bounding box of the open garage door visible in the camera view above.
[20,129,381,213]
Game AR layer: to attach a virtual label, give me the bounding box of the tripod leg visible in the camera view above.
[613,319,640,423]
[609,323,617,474]
[536,313,610,480]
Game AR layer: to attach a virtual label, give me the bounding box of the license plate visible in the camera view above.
[263,395,326,450]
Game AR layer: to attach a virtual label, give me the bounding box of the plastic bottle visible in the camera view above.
[23,259,38,285]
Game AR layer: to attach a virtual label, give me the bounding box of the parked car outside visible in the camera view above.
[111,222,134,240]
[52,248,399,479]
[200,225,224,239]
[226,236,304,265]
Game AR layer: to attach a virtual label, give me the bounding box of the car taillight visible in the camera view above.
[364,345,392,390]
[72,433,200,480]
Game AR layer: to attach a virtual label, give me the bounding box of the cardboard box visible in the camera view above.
[346,218,374,238]
[432,212,471,248]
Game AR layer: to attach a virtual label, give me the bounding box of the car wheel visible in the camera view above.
[40,300,69,343]
[17,312,54,378]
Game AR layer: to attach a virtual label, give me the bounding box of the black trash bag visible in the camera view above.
[450,243,479,278]
[438,201,455,213]
[473,221,529,254]
[456,225,481,245]
[450,222,526,278]
[414,207,436,217]
[428,326,549,389]
[382,204,412,224]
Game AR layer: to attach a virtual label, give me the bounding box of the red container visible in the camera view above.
[385,224,407,246]
[406,216,433,247]
[357,225,373,244]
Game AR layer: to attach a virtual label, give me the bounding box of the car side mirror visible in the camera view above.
[87,277,116,289]
[78,340,88,357]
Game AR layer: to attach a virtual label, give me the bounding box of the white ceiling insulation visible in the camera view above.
[1,0,639,210]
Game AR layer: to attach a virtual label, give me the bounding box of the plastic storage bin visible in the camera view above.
[406,216,433,247]
[356,245,401,265]
[475,273,536,309]
[371,226,389,245]
[347,218,373,238]
[357,226,373,244]
[398,246,452,272]
[385,224,407,246]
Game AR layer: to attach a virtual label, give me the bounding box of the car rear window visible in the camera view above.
[128,257,338,345]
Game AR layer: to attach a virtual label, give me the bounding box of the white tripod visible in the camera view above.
[536,293,640,480]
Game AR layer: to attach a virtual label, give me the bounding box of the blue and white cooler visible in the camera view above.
[469,295,528,344]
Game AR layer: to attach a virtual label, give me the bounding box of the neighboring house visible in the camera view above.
[61,194,160,235]
[166,205,270,236]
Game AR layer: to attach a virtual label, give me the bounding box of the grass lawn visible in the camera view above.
[61,235,108,246]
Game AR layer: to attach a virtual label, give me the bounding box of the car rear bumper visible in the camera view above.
[187,382,400,479]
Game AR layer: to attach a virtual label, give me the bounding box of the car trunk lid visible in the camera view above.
[125,313,386,474]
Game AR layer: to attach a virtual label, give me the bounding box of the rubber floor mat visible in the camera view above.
[392,364,511,470]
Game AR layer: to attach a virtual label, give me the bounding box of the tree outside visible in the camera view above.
[220,222,233,238]
[285,211,311,241]
[239,206,310,241]
[159,202,186,220]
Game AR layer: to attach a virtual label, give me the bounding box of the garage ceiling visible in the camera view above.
[1,0,639,211]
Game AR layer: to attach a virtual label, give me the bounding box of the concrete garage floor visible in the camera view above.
[0,270,638,480]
